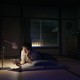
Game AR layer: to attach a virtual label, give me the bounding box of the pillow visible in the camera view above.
[32,60,57,66]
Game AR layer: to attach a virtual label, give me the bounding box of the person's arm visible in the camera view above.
[20,50,26,65]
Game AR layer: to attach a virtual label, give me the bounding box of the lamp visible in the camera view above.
[0,40,17,70]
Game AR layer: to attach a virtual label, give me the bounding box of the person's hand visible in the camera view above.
[12,59,21,66]
[16,63,21,66]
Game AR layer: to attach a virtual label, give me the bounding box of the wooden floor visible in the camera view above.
[56,56,80,76]
[0,56,80,80]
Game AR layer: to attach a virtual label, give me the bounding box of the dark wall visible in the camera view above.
[0,5,21,57]
[0,4,80,58]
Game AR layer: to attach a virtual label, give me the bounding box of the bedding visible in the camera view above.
[21,65,68,71]
[31,60,57,66]
[9,60,68,72]
[21,60,57,69]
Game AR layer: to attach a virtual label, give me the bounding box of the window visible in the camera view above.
[30,19,59,47]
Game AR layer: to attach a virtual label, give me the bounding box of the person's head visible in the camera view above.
[22,42,32,53]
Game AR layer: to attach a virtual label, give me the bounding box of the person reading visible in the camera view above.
[12,42,41,68]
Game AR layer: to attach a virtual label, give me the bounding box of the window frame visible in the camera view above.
[30,18,59,48]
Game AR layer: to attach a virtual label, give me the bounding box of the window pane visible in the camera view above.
[30,19,59,47]
[30,20,41,46]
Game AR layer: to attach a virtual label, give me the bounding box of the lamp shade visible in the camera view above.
[12,42,17,49]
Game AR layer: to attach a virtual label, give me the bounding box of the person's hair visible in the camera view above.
[22,42,32,50]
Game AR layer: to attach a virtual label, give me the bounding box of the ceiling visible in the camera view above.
[0,0,80,6]
[0,0,79,4]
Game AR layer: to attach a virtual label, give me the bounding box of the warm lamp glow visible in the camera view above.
[32,42,42,47]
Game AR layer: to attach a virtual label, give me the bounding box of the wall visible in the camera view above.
[23,5,59,55]
[0,4,80,58]
[0,5,21,58]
